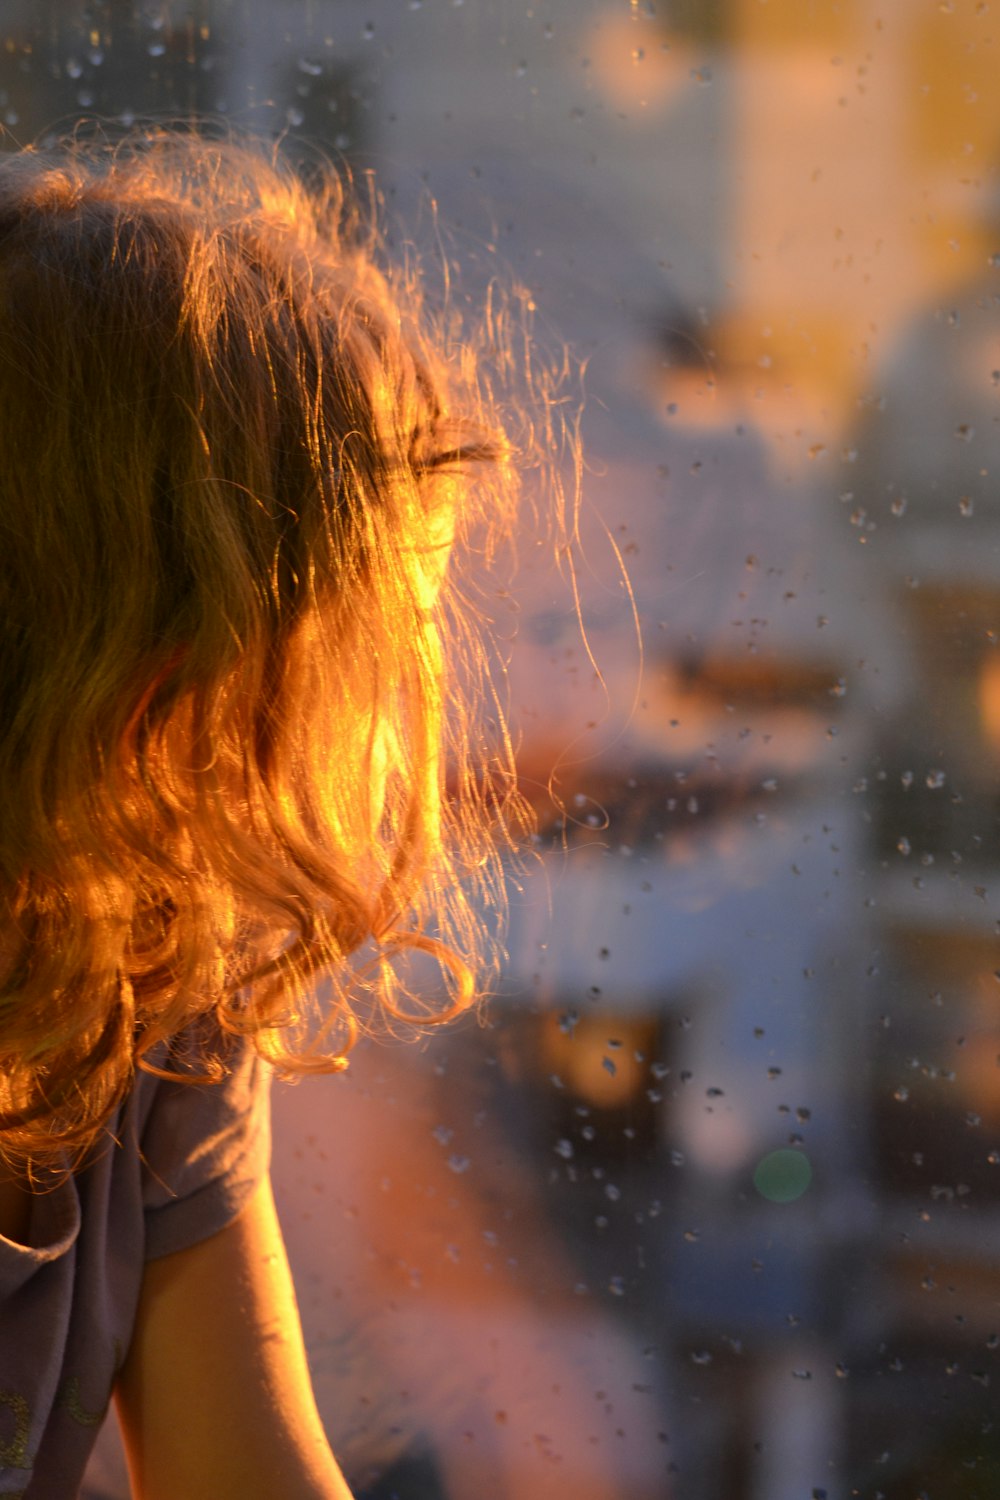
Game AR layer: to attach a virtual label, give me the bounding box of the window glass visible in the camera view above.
[5,2,999,1496]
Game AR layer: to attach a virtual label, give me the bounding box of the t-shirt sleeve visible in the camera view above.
[139,1027,273,1261]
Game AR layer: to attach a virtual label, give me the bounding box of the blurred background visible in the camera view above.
[6,1,1000,1496]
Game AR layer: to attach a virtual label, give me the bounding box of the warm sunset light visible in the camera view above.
[540,1010,658,1110]
[978,651,1000,752]
[4,2,998,1497]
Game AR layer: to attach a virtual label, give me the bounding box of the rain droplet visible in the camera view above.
[926,769,946,789]
[897,836,912,856]
[554,1139,574,1160]
[298,56,324,74]
[447,1154,471,1174]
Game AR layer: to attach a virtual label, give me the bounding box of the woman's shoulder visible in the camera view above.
[131,1023,273,1262]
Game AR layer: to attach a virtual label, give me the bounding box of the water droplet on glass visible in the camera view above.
[925,769,946,789]
[897,836,911,856]
[890,495,908,517]
[147,42,166,57]
[893,1086,910,1102]
[298,56,323,74]
[447,1154,471,1174]
[959,495,974,517]
[554,1138,574,1160]
[286,107,305,127]
[66,58,83,79]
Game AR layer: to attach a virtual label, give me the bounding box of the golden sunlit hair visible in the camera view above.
[0,127,539,1175]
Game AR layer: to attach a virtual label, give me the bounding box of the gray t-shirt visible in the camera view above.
[0,1028,272,1499]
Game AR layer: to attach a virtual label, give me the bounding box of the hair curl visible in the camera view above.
[0,128,538,1175]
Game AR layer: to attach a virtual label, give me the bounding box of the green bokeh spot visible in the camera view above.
[753,1148,812,1203]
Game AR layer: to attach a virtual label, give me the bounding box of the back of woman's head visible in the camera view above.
[0,129,528,1174]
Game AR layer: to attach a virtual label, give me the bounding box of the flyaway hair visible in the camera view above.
[0,129,535,1176]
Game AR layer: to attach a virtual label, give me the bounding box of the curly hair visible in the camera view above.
[0,128,535,1176]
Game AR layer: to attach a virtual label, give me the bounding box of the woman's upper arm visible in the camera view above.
[115,1172,354,1500]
